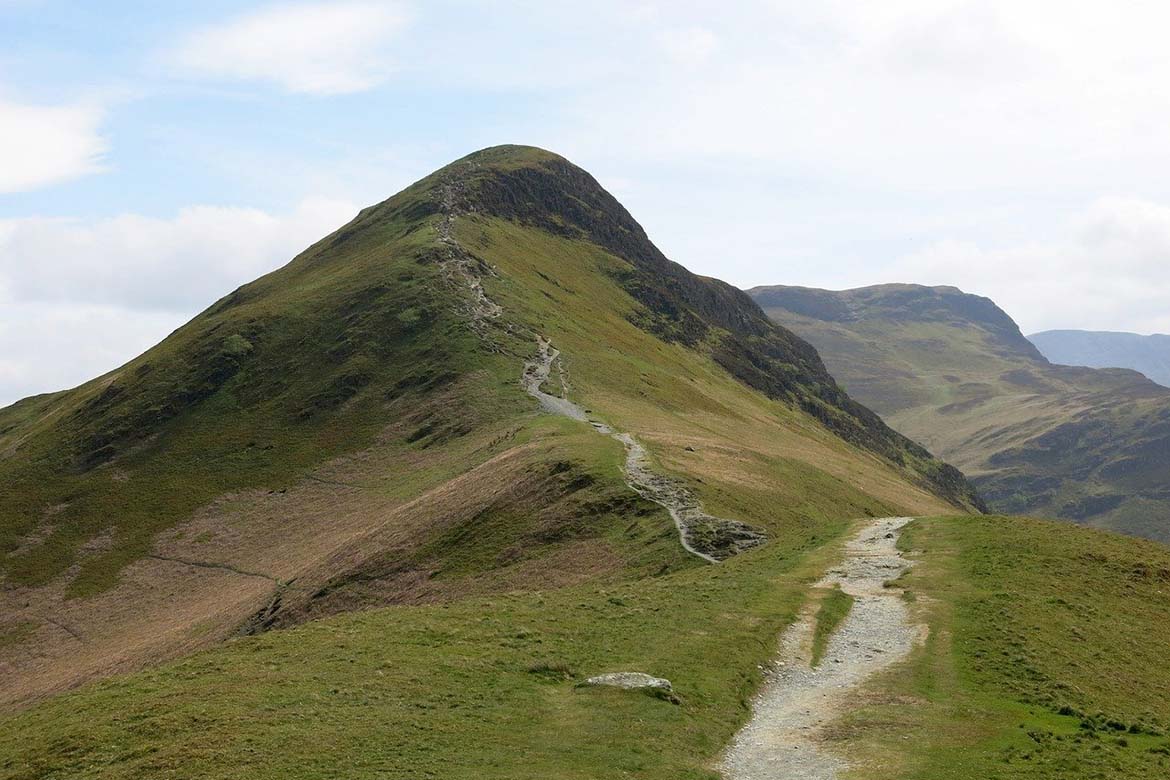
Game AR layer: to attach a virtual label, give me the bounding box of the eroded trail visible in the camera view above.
[521,337,764,562]
[432,164,763,562]
[720,517,922,780]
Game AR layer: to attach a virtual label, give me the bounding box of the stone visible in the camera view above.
[581,672,672,691]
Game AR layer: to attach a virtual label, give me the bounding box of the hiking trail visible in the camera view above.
[521,336,765,562]
[720,516,923,779]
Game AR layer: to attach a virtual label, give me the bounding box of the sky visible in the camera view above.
[4,0,1170,406]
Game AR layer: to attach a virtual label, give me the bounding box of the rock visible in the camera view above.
[581,672,672,691]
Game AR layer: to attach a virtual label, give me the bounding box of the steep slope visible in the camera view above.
[0,147,979,709]
[751,283,1170,540]
[1031,329,1170,387]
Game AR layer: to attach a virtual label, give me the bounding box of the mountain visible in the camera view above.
[0,147,980,710]
[4,150,1170,780]
[750,283,1170,541]
[1030,329,1170,387]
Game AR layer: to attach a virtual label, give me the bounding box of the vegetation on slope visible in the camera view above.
[811,584,854,667]
[0,519,853,780]
[1,146,975,707]
[752,283,1170,541]
[7,513,1170,780]
[837,515,1170,779]
[449,147,983,512]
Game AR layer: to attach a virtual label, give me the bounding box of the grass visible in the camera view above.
[1,144,972,708]
[0,190,513,596]
[0,527,846,780]
[0,148,966,603]
[11,514,1170,779]
[832,515,1170,779]
[811,584,854,667]
[0,149,1155,778]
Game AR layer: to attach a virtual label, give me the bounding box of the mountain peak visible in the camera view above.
[455,143,569,168]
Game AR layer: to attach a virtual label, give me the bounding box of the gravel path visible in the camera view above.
[720,516,922,780]
[522,336,764,562]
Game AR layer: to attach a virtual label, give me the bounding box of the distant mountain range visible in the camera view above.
[1030,329,1170,388]
[751,283,1170,542]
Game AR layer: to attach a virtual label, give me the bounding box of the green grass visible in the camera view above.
[2,144,976,713]
[834,515,1170,779]
[0,191,520,596]
[12,514,1170,780]
[0,528,846,780]
[0,148,968,603]
[811,584,854,667]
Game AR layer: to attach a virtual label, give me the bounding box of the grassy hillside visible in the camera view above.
[0,147,976,708]
[5,514,1170,779]
[0,526,843,780]
[838,515,1170,779]
[751,284,1170,541]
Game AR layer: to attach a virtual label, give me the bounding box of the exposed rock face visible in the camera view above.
[752,283,1047,360]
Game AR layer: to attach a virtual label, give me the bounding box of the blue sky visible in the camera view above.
[4,1,1170,405]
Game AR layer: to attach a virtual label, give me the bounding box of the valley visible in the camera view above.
[752,284,1170,542]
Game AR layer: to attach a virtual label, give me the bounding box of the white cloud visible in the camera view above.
[656,27,720,66]
[546,0,1170,194]
[0,198,357,311]
[172,2,408,95]
[0,198,357,404]
[0,303,185,408]
[0,97,107,193]
[886,197,1170,335]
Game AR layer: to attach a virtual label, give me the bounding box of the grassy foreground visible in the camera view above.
[7,514,1170,779]
[0,522,853,780]
[839,515,1170,779]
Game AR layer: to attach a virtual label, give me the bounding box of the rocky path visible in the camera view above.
[434,162,502,335]
[720,516,922,780]
[522,336,764,562]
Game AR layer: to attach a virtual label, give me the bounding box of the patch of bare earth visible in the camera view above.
[0,393,635,710]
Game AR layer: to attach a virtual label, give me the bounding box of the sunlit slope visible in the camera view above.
[841,515,1170,779]
[4,514,1169,780]
[1,148,977,708]
[752,283,1170,541]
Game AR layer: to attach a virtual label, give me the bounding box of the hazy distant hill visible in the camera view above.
[752,283,1170,542]
[1030,329,1170,387]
